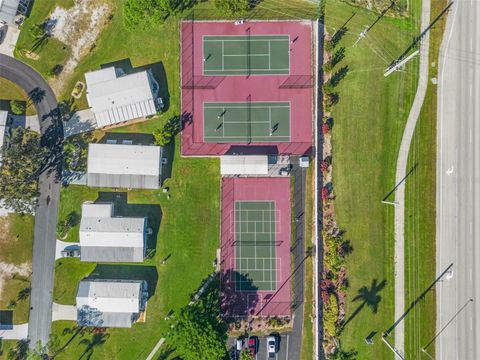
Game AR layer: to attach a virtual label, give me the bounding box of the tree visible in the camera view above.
[0,127,49,214]
[168,280,227,360]
[123,0,174,30]
[153,115,180,146]
[214,0,251,15]
[10,100,25,115]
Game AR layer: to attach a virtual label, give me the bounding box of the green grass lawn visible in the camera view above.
[51,137,220,359]
[0,78,36,116]
[0,214,34,325]
[403,0,447,358]
[325,0,421,357]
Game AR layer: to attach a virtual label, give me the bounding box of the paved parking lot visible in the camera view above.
[229,334,290,360]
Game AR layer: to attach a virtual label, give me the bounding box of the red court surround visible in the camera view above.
[220,177,292,318]
[181,20,314,156]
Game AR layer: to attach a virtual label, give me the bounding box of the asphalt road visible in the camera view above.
[290,159,307,358]
[0,54,61,347]
[436,1,480,359]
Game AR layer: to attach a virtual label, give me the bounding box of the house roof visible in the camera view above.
[79,202,146,262]
[87,143,161,189]
[85,67,156,127]
[0,0,19,24]
[76,280,142,314]
[220,155,269,175]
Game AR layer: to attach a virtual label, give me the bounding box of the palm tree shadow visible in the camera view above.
[340,279,387,331]
[78,332,110,360]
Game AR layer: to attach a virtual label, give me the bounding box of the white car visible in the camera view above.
[267,336,277,357]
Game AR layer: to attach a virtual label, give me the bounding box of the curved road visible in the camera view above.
[0,54,62,347]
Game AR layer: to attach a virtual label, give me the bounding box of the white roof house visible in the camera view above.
[87,143,162,189]
[0,0,19,24]
[76,279,148,328]
[85,67,158,128]
[79,202,146,263]
[220,155,269,175]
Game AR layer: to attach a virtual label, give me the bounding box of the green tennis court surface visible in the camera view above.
[204,102,290,142]
[203,35,290,75]
[235,201,278,291]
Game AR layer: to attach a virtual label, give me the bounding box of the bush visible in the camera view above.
[324,39,334,52]
[320,160,329,173]
[322,62,333,73]
[323,293,338,338]
[321,123,330,135]
[214,0,251,15]
[10,100,25,115]
[124,0,173,30]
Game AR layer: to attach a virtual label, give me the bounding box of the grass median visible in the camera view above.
[404,0,448,357]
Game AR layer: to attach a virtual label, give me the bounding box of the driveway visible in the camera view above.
[0,25,20,56]
[52,303,77,322]
[0,323,28,340]
[0,54,62,347]
[55,240,80,260]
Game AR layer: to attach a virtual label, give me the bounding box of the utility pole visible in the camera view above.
[384,50,419,77]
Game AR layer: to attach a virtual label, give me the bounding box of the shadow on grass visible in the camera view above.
[161,136,175,184]
[94,192,162,257]
[87,264,158,299]
[340,279,386,332]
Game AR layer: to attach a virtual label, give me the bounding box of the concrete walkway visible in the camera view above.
[0,323,28,340]
[393,0,431,354]
[64,109,97,138]
[52,303,77,322]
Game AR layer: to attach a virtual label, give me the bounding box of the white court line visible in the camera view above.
[204,39,289,42]
[223,54,270,57]
[204,68,289,72]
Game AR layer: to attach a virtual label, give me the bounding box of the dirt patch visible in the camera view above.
[0,262,31,300]
[0,217,10,244]
[47,0,110,94]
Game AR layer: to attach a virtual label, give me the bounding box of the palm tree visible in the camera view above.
[340,279,386,330]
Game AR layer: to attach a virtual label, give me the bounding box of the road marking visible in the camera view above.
[446,165,454,175]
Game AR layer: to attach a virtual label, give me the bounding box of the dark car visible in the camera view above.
[248,336,258,355]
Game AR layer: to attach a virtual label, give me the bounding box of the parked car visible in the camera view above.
[61,249,80,258]
[267,336,277,357]
[248,336,258,355]
[235,337,243,352]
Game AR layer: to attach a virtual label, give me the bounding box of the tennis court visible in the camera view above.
[203,35,290,75]
[203,102,290,142]
[234,201,279,291]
